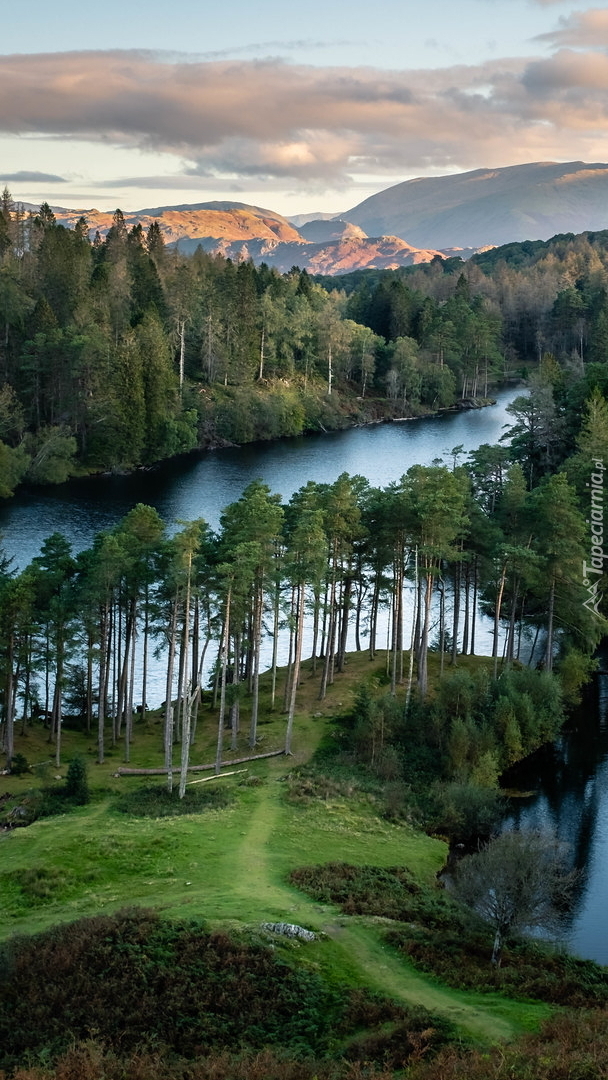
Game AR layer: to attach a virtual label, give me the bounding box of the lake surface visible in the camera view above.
[0,389,519,569]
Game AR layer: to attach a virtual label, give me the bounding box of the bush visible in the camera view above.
[289,862,467,930]
[113,783,233,817]
[65,756,90,804]
[0,910,333,1068]
[0,788,71,828]
[387,925,608,1007]
[9,753,30,777]
[426,781,505,844]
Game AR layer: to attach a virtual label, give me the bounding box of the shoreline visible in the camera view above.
[3,388,515,500]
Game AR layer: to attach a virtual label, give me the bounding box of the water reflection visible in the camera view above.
[503,674,608,964]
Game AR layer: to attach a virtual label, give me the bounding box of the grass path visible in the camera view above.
[214,771,549,1044]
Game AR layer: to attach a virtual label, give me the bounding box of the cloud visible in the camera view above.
[196,39,361,60]
[535,7,608,47]
[0,169,67,182]
[2,48,608,184]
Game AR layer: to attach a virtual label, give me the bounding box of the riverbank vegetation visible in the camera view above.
[0,189,503,496]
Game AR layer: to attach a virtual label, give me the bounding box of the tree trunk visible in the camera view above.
[4,631,15,768]
[491,927,503,967]
[451,560,461,665]
[141,583,149,725]
[270,577,280,710]
[405,545,418,715]
[462,562,470,657]
[125,614,136,762]
[544,575,556,672]
[285,582,305,755]
[249,585,263,747]
[337,572,353,672]
[493,562,507,678]
[164,595,179,793]
[178,554,193,798]
[320,552,337,700]
[98,604,110,764]
[470,557,478,655]
[215,588,231,775]
[417,566,434,697]
[438,578,445,677]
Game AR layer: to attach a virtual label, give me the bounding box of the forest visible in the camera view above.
[4,188,608,496]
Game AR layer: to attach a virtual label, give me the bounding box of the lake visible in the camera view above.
[0,389,519,569]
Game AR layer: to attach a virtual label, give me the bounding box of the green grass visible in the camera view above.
[0,652,556,1047]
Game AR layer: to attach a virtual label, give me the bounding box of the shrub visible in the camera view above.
[65,756,90,804]
[426,781,505,844]
[9,753,30,777]
[0,910,333,1069]
[113,783,233,817]
[289,862,467,931]
[387,926,608,1007]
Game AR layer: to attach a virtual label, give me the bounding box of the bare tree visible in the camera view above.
[453,830,576,966]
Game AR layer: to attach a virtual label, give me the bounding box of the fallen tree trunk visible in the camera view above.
[187,768,247,786]
[116,749,285,776]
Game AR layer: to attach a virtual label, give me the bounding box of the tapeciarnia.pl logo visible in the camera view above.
[583,459,605,618]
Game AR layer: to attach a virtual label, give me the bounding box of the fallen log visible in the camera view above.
[116,749,285,776]
[186,768,247,785]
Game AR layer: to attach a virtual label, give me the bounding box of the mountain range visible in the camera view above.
[31,160,608,276]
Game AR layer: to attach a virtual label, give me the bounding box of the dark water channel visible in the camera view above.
[503,672,608,965]
[1,386,607,963]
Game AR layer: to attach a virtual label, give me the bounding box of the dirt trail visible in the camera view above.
[230,780,523,1044]
[333,924,517,1043]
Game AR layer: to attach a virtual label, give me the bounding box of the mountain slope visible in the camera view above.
[52,201,303,245]
[345,161,608,249]
[39,198,445,274]
[171,233,445,273]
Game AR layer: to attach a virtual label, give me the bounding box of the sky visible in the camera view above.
[1,0,607,217]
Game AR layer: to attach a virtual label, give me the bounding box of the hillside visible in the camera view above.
[345,161,608,249]
[52,200,303,245]
[39,199,445,274]
[174,232,445,272]
[20,161,608,270]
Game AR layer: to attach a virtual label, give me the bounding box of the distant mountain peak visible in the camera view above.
[345,161,608,249]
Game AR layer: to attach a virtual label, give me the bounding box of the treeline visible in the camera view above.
[324,227,608,376]
[1,387,605,783]
[0,190,506,496]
